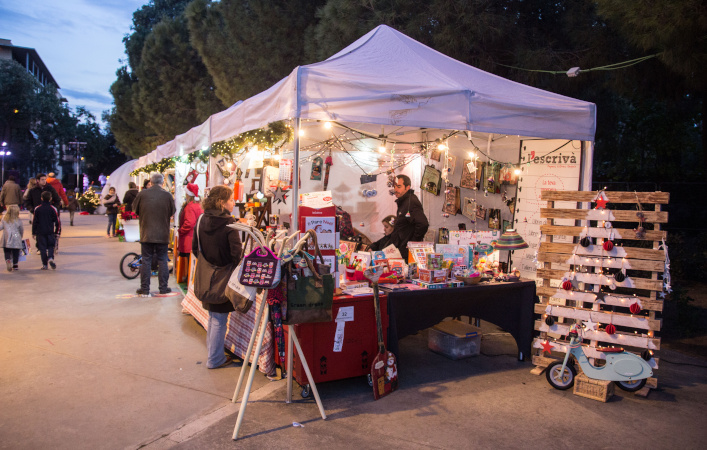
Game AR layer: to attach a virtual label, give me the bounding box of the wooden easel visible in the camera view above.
[229,227,326,440]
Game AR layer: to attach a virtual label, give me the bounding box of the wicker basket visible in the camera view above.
[455,276,481,286]
[573,374,614,402]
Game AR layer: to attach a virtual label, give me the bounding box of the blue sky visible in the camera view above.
[0,0,145,127]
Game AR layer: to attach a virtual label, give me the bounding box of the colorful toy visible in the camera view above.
[546,323,652,392]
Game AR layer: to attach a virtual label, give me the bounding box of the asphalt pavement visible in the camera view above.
[1,212,706,449]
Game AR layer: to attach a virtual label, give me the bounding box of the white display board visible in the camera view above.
[513,140,582,284]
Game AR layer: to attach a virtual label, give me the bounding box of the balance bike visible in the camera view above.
[546,323,652,392]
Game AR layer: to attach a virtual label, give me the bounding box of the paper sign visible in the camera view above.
[336,306,354,322]
[304,216,337,250]
[333,321,346,352]
[299,190,333,208]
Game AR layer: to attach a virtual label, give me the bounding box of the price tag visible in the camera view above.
[336,306,354,322]
[333,321,345,352]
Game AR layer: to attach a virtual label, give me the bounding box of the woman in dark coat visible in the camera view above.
[102,187,121,238]
[192,185,242,369]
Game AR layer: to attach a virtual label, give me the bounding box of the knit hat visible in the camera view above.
[48,172,55,178]
[185,183,199,198]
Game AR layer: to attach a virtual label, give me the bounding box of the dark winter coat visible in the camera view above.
[389,189,429,260]
[103,194,121,215]
[32,201,61,236]
[369,233,394,252]
[122,188,139,212]
[0,179,22,206]
[132,185,176,244]
[25,184,61,212]
[192,209,242,312]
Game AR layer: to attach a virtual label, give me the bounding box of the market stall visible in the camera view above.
[134,25,599,387]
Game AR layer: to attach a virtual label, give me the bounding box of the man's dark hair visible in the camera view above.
[36,173,47,180]
[143,180,150,189]
[41,191,52,202]
[7,175,15,182]
[396,174,411,187]
[129,181,136,189]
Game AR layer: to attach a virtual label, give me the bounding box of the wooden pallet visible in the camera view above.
[532,190,668,398]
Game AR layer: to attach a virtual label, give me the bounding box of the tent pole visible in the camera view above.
[286,116,301,403]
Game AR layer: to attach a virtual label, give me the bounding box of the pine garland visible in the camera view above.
[130,121,292,176]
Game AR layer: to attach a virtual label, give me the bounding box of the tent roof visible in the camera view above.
[142,24,596,165]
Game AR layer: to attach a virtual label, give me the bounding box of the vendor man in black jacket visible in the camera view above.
[389,174,429,260]
[132,172,176,295]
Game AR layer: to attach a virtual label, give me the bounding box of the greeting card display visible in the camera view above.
[420,165,442,196]
[460,159,478,189]
[443,186,460,215]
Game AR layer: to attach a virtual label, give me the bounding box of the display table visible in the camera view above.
[386,280,537,361]
[282,293,388,386]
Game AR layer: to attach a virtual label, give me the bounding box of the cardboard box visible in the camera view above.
[418,268,448,283]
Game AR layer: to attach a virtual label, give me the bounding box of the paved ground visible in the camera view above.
[1,213,706,449]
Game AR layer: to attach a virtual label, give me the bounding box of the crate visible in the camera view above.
[428,320,481,360]
[573,374,614,402]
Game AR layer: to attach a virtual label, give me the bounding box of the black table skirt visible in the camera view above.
[386,280,537,361]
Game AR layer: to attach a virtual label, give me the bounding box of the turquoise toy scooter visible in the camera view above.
[546,324,653,392]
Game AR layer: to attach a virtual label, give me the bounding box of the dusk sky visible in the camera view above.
[0,0,145,127]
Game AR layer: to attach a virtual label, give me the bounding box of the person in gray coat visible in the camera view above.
[132,172,176,295]
[1,175,22,209]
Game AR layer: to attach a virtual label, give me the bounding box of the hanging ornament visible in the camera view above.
[545,315,555,326]
[605,323,616,335]
[561,278,573,291]
[272,186,290,205]
[614,271,626,282]
[594,190,609,209]
[603,240,614,251]
[310,156,323,180]
[641,350,653,361]
[629,302,642,314]
[580,236,592,248]
[323,150,333,190]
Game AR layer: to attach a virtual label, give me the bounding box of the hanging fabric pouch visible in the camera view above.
[239,245,281,288]
[225,262,257,313]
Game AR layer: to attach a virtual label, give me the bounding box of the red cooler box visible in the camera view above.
[283,293,388,386]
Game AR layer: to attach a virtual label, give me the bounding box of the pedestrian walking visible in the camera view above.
[122,182,139,212]
[0,205,24,271]
[66,191,79,226]
[192,185,242,369]
[32,191,60,270]
[46,172,69,209]
[23,179,37,224]
[0,175,22,210]
[132,172,175,295]
[102,187,121,237]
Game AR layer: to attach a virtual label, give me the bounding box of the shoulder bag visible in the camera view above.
[193,215,235,305]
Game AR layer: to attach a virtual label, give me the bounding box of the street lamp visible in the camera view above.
[68,140,87,193]
[0,142,10,185]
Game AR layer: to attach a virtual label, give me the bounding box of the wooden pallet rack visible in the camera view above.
[532,190,669,396]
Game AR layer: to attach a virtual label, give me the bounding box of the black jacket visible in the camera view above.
[192,209,243,312]
[123,188,139,212]
[26,184,61,212]
[369,234,393,252]
[389,189,429,259]
[32,201,61,236]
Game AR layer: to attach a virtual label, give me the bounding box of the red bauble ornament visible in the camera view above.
[603,240,614,251]
[630,302,641,314]
[562,280,573,290]
[605,323,616,335]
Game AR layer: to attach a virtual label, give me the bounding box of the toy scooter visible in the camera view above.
[546,323,653,392]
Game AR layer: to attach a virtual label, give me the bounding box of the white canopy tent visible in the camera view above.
[134,24,597,240]
[101,159,137,201]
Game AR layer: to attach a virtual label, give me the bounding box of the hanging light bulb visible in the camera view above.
[323,121,332,129]
[438,142,448,151]
[378,140,387,153]
[514,168,521,175]
[298,129,305,137]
